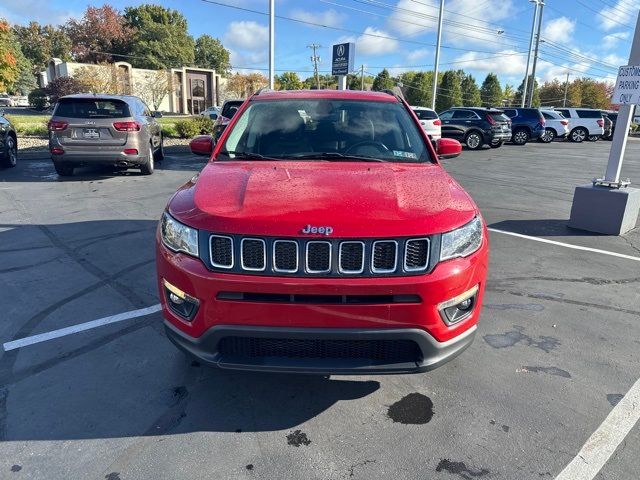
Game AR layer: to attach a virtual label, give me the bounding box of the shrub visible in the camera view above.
[18,124,48,136]
[175,117,215,138]
[161,124,178,138]
[28,88,49,110]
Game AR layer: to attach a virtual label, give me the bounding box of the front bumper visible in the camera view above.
[164,321,477,374]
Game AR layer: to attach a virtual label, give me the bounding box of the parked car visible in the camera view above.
[411,106,441,140]
[500,107,545,145]
[539,110,569,143]
[48,94,164,176]
[12,96,29,107]
[0,94,14,107]
[200,106,220,120]
[157,89,488,374]
[212,99,244,143]
[554,108,604,143]
[0,111,18,168]
[439,107,512,149]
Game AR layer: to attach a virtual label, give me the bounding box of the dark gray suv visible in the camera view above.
[48,94,163,176]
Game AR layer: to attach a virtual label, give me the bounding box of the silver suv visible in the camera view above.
[48,94,163,176]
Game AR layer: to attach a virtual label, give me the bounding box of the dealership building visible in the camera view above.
[40,58,224,114]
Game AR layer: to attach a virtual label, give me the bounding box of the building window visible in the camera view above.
[192,79,205,98]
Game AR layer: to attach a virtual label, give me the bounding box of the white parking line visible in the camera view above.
[488,228,640,262]
[555,376,640,480]
[2,304,162,351]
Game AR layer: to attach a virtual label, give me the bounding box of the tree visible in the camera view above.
[0,19,21,92]
[135,71,171,110]
[372,69,395,91]
[45,76,90,103]
[12,57,37,95]
[480,73,503,107]
[73,64,120,94]
[225,73,268,98]
[503,84,515,105]
[65,5,135,63]
[579,78,611,109]
[347,73,374,90]
[539,79,565,107]
[435,70,463,112]
[399,71,434,107]
[513,75,539,107]
[124,5,195,69]
[275,71,302,90]
[194,35,231,75]
[13,22,72,72]
[461,74,481,107]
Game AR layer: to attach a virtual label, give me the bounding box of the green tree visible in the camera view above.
[194,34,231,75]
[513,75,540,107]
[303,74,337,90]
[435,70,463,112]
[480,73,503,107]
[13,22,72,72]
[579,78,610,109]
[347,73,374,90]
[566,79,582,107]
[461,74,481,106]
[399,71,434,107]
[124,4,195,69]
[503,84,515,105]
[275,71,303,90]
[538,79,565,107]
[65,5,135,63]
[12,57,37,95]
[372,69,395,91]
[0,19,21,92]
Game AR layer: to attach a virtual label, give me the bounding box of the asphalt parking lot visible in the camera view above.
[1,138,639,480]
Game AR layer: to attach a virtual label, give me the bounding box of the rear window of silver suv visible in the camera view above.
[54,99,131,119]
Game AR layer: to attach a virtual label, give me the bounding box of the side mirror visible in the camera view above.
[436,138,462,159]
[189,135,214,156]
[152,111,163,118]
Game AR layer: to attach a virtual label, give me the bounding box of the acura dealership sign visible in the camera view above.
[332,42,355,76]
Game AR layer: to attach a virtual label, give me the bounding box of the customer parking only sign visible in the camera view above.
[612,65,640,104]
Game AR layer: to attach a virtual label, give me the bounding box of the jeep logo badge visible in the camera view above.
[301,224,333,236]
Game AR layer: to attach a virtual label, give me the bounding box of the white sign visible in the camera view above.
[612,65,640,105]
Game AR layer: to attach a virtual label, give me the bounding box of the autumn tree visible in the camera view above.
[135,71,171,110]
[435,70,463,112]
[461,74,482,107]
[538,79,566,107]
[194,35,231,75]
[275,72,303,90]
[45,76,90,103]
[579,78,611,109]
[73,64,120,94]
[0,19,21,92]
[225,73,268,98]
[124,5,194,69]
[480,73,503,107]
[12,22,72,72]
[65,5,135,63]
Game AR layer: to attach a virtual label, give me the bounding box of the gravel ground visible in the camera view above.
[17,136,192,153]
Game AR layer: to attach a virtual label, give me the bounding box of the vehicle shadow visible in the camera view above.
[0,219,381,441]
[489,219,606,237]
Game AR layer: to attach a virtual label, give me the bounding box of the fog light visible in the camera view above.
[438,285,479,326]
[163,279,199,321]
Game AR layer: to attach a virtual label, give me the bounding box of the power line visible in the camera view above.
[575,0,636,29]
[592,0,640,18]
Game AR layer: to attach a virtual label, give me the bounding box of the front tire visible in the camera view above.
[1,135,17,168]
[539,128,555,143]
[140,144,155,175]
[570,127,587,143]
[512,128,530,145]
[464,131,483,150]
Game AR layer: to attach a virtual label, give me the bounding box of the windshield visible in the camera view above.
[220,99,431,163]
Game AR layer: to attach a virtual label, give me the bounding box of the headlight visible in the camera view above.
[440,216,483,261]
[161,212,199,257]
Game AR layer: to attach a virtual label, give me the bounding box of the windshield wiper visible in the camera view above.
[219,151,280,161]
[281,152,387,162]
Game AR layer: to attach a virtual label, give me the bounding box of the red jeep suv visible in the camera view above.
[156,89,488,374]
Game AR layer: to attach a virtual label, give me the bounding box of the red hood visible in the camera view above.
[168,161,478,237]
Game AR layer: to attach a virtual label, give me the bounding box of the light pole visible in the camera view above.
[527,1,545,107]
[562,71,570,107]
[431,0,444,110]
[521,0,540,107]
[269,0,275,89]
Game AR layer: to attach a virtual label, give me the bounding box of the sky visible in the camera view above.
[2,0,640,87]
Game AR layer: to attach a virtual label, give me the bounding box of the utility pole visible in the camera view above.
[527,0,545,107]
[308,44,321,90]
[562,71,570,107]
[360,64,365,90]
[268,0,275,89]
[431,0,444,110]
[522,0,540,107]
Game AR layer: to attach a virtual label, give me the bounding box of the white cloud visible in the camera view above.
[2,0,79,25]
[289,8,346,28]
[542,17,576,43]
[223,21,269,52]
[406,48,431,64]
[598,0,639,31]
[452,50,528,76]
[353,27,399,56]
[602,53,628,67]
[602,31,631,49]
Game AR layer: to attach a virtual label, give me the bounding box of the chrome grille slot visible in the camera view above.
[306,241,331,273]
[273,240,298,273]
[372,240,397,273]
[210,235,233,268]
[404,238,430,271]
[241,238,266,271]
[339,241,365,273]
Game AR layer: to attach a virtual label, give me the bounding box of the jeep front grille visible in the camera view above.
[206,234,432,277]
